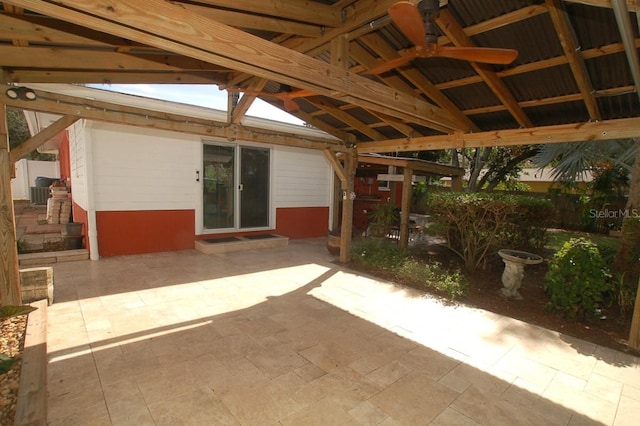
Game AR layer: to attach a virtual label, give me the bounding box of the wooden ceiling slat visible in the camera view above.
[181,3,324,38]
[2,85,343,150]
[358,117,640,153]
[1,70,226,84]
[546,0,601,120]
[2,0,463,133]
[435,9,533,128]
[174,0,342,28]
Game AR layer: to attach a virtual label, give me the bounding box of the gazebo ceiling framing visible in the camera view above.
[0,0,638,150]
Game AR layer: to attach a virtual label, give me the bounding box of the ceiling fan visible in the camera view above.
[367,0,518,75]
[226,86,316,112]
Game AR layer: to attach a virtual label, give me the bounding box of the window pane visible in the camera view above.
[203,144,234,229]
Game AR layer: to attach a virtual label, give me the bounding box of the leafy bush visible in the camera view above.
[424,192,552,271]
[544,238,611,320]
[350,239,407,272]
[350,239,468,299]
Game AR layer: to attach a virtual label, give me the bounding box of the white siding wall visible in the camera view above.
[69,120,89,210]
[89,122,199,211]
[273,146,332,208]
[11,159,60,200]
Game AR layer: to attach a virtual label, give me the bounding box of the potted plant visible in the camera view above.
[367,202,399,238]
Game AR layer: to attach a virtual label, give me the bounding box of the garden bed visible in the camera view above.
[0,300,47,426]
[349,241,637,356]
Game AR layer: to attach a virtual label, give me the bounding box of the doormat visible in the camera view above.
[203,237,242,244]
[244,234,278,240]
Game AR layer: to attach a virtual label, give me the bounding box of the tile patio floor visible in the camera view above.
[46,239,640,425]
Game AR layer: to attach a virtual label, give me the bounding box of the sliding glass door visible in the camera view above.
[240,146,270,228]
[203,143,270,231]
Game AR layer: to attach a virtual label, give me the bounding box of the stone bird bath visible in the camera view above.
[498,249,543,300]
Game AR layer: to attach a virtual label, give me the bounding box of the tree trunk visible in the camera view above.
[468,147,491,191]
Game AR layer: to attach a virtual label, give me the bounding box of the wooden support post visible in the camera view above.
[629,275,640,349]
[339,150,356,263]
[399,167,413,249]
[451,175,463,192]
[0,102,22,305]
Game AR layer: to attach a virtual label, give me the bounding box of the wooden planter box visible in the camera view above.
[15,299,47,425]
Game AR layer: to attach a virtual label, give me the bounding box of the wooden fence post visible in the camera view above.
[0,102,22,305]
[628,275,640,350]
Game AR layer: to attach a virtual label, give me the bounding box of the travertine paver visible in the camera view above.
[46,239,640,425]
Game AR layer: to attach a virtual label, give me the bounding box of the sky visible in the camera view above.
[89,84,305,126]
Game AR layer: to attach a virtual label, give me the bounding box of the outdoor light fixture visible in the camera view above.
[5,86,37,101]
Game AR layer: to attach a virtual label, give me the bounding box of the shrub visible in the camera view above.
[424,192,552,271]
[350,239,468,299]
[350,239,406,273]
[544,237,611,320]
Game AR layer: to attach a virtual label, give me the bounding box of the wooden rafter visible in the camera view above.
[2,0,462,133]
[2,86,344,151]
[9,115,79,165]
[181,3,325,38]
[357,117,640,153]
[546,0,601,120]
[359,32,480,132]
[174,0,342,28]
[434,9,533,128]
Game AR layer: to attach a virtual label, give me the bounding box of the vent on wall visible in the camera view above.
[30,187,50,205]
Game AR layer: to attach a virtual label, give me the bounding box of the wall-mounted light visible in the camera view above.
[5,86,37,101]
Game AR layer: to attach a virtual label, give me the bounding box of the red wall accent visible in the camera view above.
[275,207,329,238]
[96,210,195,256]
[71,202,89,254]
[58,131,71,184]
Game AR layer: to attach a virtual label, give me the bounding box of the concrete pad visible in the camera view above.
[45,239,639,425]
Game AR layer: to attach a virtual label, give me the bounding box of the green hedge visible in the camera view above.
[424,192,553,271]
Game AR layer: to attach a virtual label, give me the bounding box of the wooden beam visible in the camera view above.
[339,150,357,263]
[357,117,640,152]
[629,275,640,349]
[0,70,227,85]
[230,79,267,124]
[435,10,533,128]
[182,3,325,38]
[323,148,348,187]
[2,86,344,151]
[9,115,79,166]
[0,46,225,72]
[4,0,463,133]
[178,0,342,28]
[358,154,464,176]
[0,101,21,305]
[563,0,637,9]
[360,33,480,132]
[399,167,412,250]
[308,97,386,141]
[546,0,601,120]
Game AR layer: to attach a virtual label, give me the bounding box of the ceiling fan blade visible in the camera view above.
[388,1,427,49]
[282,97,300,111]
[432,45,518,65]
[366,49,421,75]
[288,89,317,99]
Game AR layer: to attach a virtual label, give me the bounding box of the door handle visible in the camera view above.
[239,183,243,191]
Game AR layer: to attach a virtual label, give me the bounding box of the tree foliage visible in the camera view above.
[424,192,552,271]
[6,107,30,150]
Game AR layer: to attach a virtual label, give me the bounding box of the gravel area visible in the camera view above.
[0,315,27,425]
